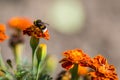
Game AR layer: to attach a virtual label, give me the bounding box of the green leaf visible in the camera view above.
[38,74,53,80]
[5,71,15,80]
[0,51,6,70]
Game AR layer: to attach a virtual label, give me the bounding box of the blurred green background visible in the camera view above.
[0,0,120,79]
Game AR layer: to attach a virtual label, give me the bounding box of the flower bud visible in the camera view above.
[36,44,47,62]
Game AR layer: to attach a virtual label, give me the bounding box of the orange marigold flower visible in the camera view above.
[89,55,118,80]
[23,19,50,40]
[0,24,8,42]
[90,55,108,70]
[60,49,91,70]
[8,17,32,30]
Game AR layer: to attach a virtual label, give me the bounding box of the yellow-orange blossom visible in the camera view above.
[89,55,118,80]
[60,49,91,70]
[23,24,50,40]
[8,17,32,30]
[60,49,118,80]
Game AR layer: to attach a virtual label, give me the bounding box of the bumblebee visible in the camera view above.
[34,19,48,33]
[23,19,50,40]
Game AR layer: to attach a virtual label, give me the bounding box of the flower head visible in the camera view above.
[89,55,118,80]
[23,19,50,40]
[0,24,8,42]
[60,49,91,70]
[8,17,32,30]
[90,55,108,70]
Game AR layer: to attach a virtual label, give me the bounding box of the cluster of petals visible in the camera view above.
[59,49,91,70]
[0,24,8,42]
[89,55,118,80]
[8,17,32,30]
[23,25,50,40]
[60,49,118,80]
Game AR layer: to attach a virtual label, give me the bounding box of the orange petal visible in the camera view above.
[61,61,74,70]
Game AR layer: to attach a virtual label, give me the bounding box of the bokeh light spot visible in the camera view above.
[49,0,85,34]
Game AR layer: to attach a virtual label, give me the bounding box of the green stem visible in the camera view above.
[0,46,6,70]
[30,37,39,78]
[70,64,79,80]
[36,63,41,80]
